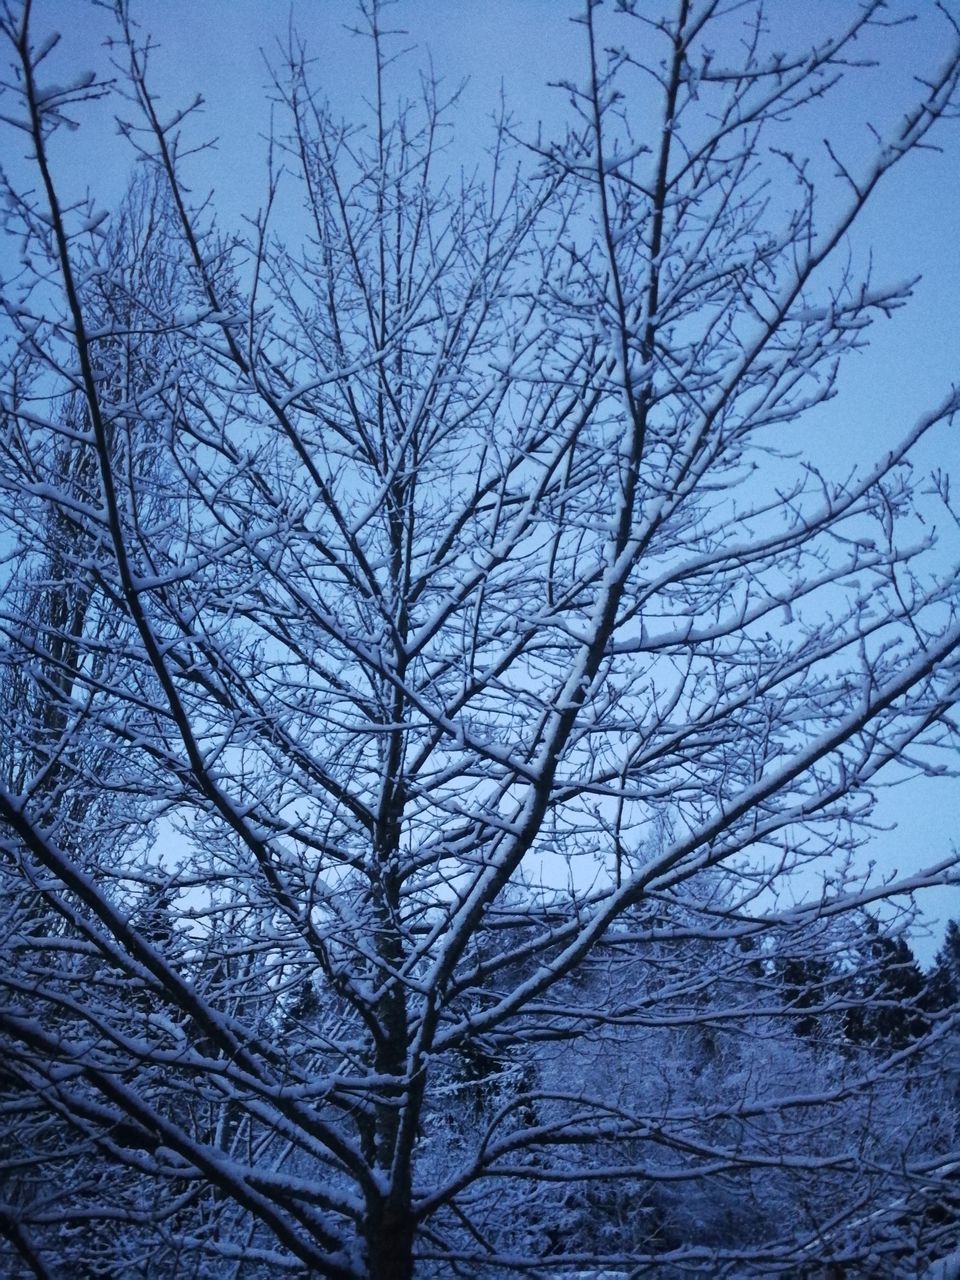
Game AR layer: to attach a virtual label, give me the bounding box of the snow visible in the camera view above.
[922,1252,960,1280]
[35,73,95,103]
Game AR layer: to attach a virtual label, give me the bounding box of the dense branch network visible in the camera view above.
[0,1,959,1276]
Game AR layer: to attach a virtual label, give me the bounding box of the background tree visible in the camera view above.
[1,1,960,1277]
[930,920,960,1012]
[0,167,220,1277]
[842,915,931,1050]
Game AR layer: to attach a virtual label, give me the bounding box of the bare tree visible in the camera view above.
[1,1,959,1276]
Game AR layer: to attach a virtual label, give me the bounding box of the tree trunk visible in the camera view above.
[365,1203,416,1280]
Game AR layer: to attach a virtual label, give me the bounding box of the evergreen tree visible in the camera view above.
[844,917,930,1051]
[928,920,960,1014]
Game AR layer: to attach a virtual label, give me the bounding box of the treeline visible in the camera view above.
[4,891,959,1275]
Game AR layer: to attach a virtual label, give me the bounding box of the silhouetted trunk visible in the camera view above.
[365,1199,415,1280]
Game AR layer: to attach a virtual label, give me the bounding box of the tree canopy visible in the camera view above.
[1,2,959,1276]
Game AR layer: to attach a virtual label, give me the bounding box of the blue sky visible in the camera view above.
[8,0,959,960]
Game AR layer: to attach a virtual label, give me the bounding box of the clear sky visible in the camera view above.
[6,0,959,961]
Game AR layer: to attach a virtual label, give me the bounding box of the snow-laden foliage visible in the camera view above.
[1,1,959,1276]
